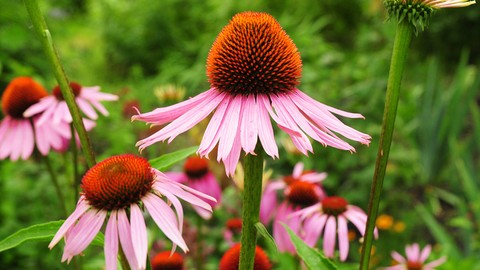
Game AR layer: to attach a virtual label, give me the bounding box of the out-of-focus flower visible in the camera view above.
[260,163,326,254]
[293,196,377,261]
[24,81,118,125]
[219,244,272,270]
[224,218,242,247]
[49,154,216,270]
[393,221,406,233]
[154,84,186,104]
[151,251,184,270]
[382,243,446,270]
[166,157,221,219]
[0,77,66,160]
[133,12,370,176]
[376,214,394,230]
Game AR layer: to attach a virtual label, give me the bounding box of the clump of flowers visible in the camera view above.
[49,154,216,270]
[383,243,446,270]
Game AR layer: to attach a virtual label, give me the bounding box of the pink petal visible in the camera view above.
[406,243,420,262]
[198,93,231,157]
[76,98,99,120]
[217,95,242,161]
[337,215,349,261]
[9,119,24,161]
[420,245,432,263]
[130,204,148,269]
[302,213,327,247]
[221,125,242,177]
[259,183,278,224]
[117,209,138,269]
[323,216,337,258]
[20,120,34,160]
[343,209,367,236]
[36,100,57,126]
[256,95,279,158]
[424,256,447,269]
[105,212,119,270]
[23,96,56,118]
[391,251,406,263]
[293,163,304,178]
[240,95,259,154]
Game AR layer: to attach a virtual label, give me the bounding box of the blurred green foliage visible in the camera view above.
[0,0,479,269]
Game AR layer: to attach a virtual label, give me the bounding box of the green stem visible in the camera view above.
[70,124,80,201]
[119,248,131,270]
[43,156,68,217]
[239,146,264,270]
[23,0,96,168]
[359,21,414,270]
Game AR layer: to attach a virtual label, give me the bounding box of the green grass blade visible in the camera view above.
[149,146,198,171]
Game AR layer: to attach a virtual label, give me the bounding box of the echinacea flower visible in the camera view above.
[49,154,216,270]
[0,77,66,160]
[24,81,118,126]
[151,251,184,270]
[383,243,446,270]
[224,218,242,247]
[293,196,377,261]
[166,157,221,219]
[219,244,272,270]
[399,0,475,8]
[133,12,371,176]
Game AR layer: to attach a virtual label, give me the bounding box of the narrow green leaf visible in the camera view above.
[284,225,337,270]
[149,146,198,171]
[0,220,104,253]
[255,222,278,258]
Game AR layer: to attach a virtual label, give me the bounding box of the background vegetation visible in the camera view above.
[0,0,479,269]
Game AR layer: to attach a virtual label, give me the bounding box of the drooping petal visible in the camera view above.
[337,215,349,261]
[256,95,279,158]
[105,211,119,270]
[259,182,278,224]
[198,93,231,157]
[20,120,34,160]
[117,209,139,269]
[323,216,337,258]
[77,97,99,120]
[420,245,432,263]
[240,95,259,154]
[423,256,447,269]
[217,94,242,162]
[391,251,406,264]
[302,213,327,247]
[23,96,56,118]
[130,203,148,269]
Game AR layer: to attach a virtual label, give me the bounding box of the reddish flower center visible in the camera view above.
[52,82,82,100]
[81,154,154,211]
[1,77,48,119]
[407,261,423,270]
[207,12,302,96]
[321,196,348,216]
[285,181,320,207]
[219,244,272,270]
[184,157,209,179]
[151,251,184,270]
[226,218,243,234]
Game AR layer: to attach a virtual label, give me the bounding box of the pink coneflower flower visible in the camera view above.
[0,77,66,160]
[224,218,242,247]
[24,81,118,125]
[383,243,446,270]
[166,157,221,219]
[48,154,216,270]
[219,244,272,270]
[293,196,377,261]
[151,251,185,270]
[133,12,371,176]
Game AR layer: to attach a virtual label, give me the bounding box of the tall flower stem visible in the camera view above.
[24,0,96,168]
[359,21,414,270]
[43,156,68,217]
[239,146,264,270]
[70,124,80,201]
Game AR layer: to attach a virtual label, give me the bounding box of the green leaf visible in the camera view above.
[0,220,104,253]
[149,146,198,171]
[255,222,278,258]
[284,225,337,270]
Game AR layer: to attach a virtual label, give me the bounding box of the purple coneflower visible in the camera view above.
[383,243,446,270]
[133,12,371,176]
[293,196,376,261]
[151,251,185,270]
[49,154,216,270]
[219,244,272,270]
[166,156,221,219]
[0,77,66,160]
[24,81,118,125]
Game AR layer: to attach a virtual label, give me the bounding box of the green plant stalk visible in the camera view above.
[239,146,264,270]
[24,0,96,168]
[70,124,80,201]
[43,156,68,217]
[359,21,414,270]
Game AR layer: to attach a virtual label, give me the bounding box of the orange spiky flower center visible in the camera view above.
[151,251,184,270]
[52,82,82,100]
[226,218,243,234]
[285,180,320,207]
[321,196,348,216]
[219,244,272,270]
[207,11,302,96]
[1,77,48,119]
[183,157,209,179]
[81,154,154,211]
[407,261,423,270]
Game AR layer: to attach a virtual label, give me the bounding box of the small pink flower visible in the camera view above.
[383,243,446,270]
[166,157,221,219]
[49,154,216,270]
[133,12,371,176]
[293,196,377,261]
[24,81,118,126]
[0,77,67,160]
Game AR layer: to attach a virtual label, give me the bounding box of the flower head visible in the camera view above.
[293,196,377,261]
[166,157,221,219]
[24,81,118,126]
[151,251,184,270]
[383,243,446,270]
[49,154,216,270]
[219,244,272,270]
[0,77,66,160]
[133,12,371,176]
